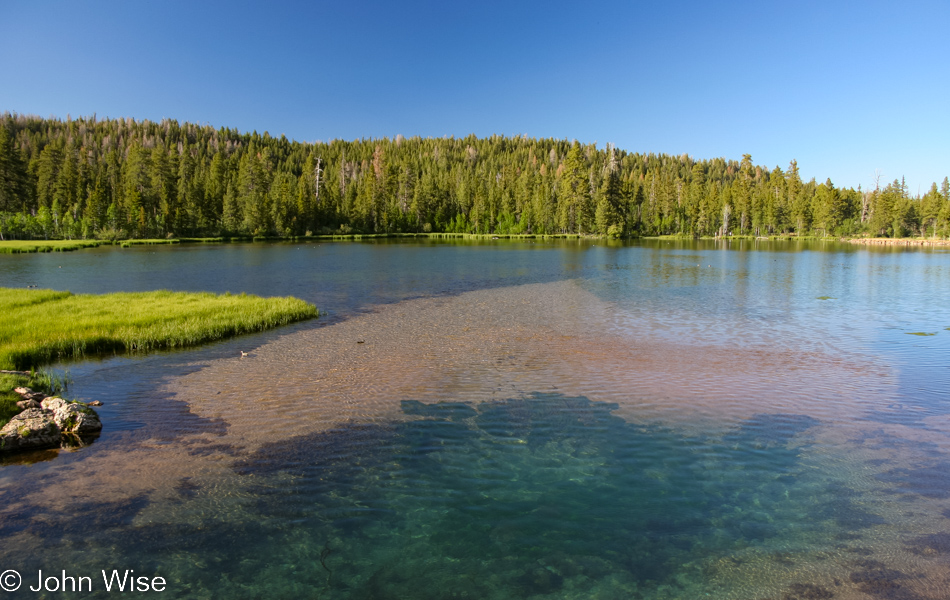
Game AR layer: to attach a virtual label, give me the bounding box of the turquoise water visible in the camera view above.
[225,397,829,599]
[2,239,950,599]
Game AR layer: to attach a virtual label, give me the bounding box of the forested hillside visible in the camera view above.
[1,113,947,240]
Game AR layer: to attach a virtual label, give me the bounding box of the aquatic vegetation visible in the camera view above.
[905,332,936,336]
[816,296,836,300]
[848,559,915,599]
[877,461,950,498]
[0,287,318,370]
[319,542,333,583]
[906,532,950,556]
[782,582,835,599]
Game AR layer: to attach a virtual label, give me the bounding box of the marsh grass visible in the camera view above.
[0,240,103,253]
[0,288,318,370]
[119,239,180,247]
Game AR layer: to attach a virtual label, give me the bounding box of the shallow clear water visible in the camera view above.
[2,239,950,599]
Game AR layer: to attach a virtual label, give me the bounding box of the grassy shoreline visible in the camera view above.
[0,287,319,371]
[0,240,105,253]
[5,231,950,251]
[0,233,588,253]
[3,233,949,256]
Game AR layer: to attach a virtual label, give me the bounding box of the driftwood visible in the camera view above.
[0,370,32,376]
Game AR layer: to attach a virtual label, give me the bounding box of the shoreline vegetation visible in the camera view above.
[1,114,948,244]
[3,233,950,255]
[0,287,319,373]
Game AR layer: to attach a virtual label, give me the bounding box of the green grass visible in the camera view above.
[119,239,181,247]
[0,240,103,253]
[0,287,319,370]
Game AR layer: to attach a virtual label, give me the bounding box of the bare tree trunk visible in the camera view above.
[314,158,322,205]
[340,152,346,198]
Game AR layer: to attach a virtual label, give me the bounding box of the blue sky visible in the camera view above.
[2,0,947,193]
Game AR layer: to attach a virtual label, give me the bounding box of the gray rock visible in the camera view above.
[0,408,62,452]
[51,401,102,435]
[40,397,68,411]
[14,387,46,402]
[1,396,102,453]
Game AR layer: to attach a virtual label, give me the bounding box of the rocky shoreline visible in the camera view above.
[0,387,102,453]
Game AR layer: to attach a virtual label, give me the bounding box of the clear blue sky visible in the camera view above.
[2,0,947,193]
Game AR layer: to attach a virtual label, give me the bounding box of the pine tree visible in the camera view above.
[557,141,590,233]
[35,144,62,210]
[0,125,29,212]
[812,179,842,236]
[595,166,623,236]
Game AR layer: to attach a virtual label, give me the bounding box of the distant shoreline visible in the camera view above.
[3,233,949,254]
[0,233,582,254]
[843,237,950,247]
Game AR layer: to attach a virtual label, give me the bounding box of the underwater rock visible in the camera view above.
[0,388,102,453]
[0,408,62,452]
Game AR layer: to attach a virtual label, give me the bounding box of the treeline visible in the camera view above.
[1,113,948,240]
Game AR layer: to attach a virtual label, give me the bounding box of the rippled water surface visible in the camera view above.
[2,239,950,599]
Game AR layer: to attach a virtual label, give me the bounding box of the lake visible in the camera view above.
[2,238,949,599]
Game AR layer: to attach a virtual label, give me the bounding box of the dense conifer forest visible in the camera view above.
[1,113,947,240]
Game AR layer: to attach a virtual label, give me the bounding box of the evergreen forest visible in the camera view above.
[1,113,948,241]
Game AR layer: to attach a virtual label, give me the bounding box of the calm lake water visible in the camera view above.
[2,239,950,599]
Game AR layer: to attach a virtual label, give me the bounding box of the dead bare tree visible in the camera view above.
[314,157,323,205]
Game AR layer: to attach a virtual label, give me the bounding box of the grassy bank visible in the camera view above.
[1,233,594,254]
[0,240,104,253]
[0,287,319,371]
[10,233,946,255]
